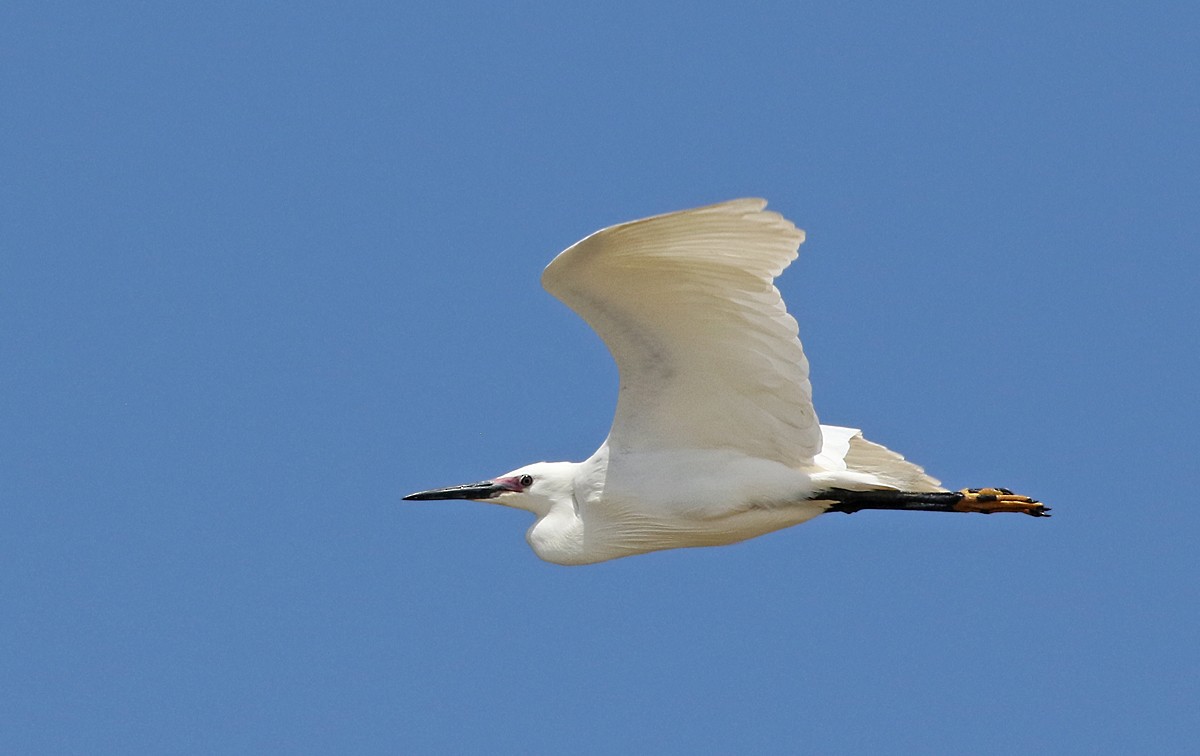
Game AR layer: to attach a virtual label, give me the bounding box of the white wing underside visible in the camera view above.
[542,199,821,467]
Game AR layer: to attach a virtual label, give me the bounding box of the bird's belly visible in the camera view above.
[593,501,827,559]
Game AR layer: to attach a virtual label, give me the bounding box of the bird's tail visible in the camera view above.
[817,425,946,492]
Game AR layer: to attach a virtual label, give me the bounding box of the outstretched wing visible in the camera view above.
[542,199,821,466]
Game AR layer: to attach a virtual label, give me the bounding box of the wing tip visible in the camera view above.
[542,197,805,292]
[706,197,769,214]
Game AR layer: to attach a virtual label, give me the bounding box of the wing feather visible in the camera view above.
[542,199,821,466]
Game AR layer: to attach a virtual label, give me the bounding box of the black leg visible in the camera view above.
[817,488,1050,517]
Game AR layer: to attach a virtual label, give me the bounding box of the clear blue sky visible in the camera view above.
[3,2,1198,753]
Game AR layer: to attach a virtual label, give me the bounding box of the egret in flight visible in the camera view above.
[406,199,1047,564]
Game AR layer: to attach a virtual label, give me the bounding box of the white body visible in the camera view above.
[417,199,944,564]
[515,425,940,565]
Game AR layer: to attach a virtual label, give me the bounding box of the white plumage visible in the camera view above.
[406,199,1044,564]
[543,198,819,465]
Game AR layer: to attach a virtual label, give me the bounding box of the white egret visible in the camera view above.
[406,199,1047,565]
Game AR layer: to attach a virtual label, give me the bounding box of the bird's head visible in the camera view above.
[404,461,577,517]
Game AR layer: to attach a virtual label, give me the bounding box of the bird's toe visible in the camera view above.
[955,488,1050,517]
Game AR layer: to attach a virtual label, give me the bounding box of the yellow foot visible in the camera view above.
[955,488,1050,517]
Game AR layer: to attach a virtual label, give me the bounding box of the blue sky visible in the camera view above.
[3,2,1198,753]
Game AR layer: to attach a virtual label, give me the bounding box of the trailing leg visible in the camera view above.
[818,487,1050,517]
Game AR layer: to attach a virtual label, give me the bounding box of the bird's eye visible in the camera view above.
[519,474,534,487]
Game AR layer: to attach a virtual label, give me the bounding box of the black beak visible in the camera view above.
[403,480,509,501]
